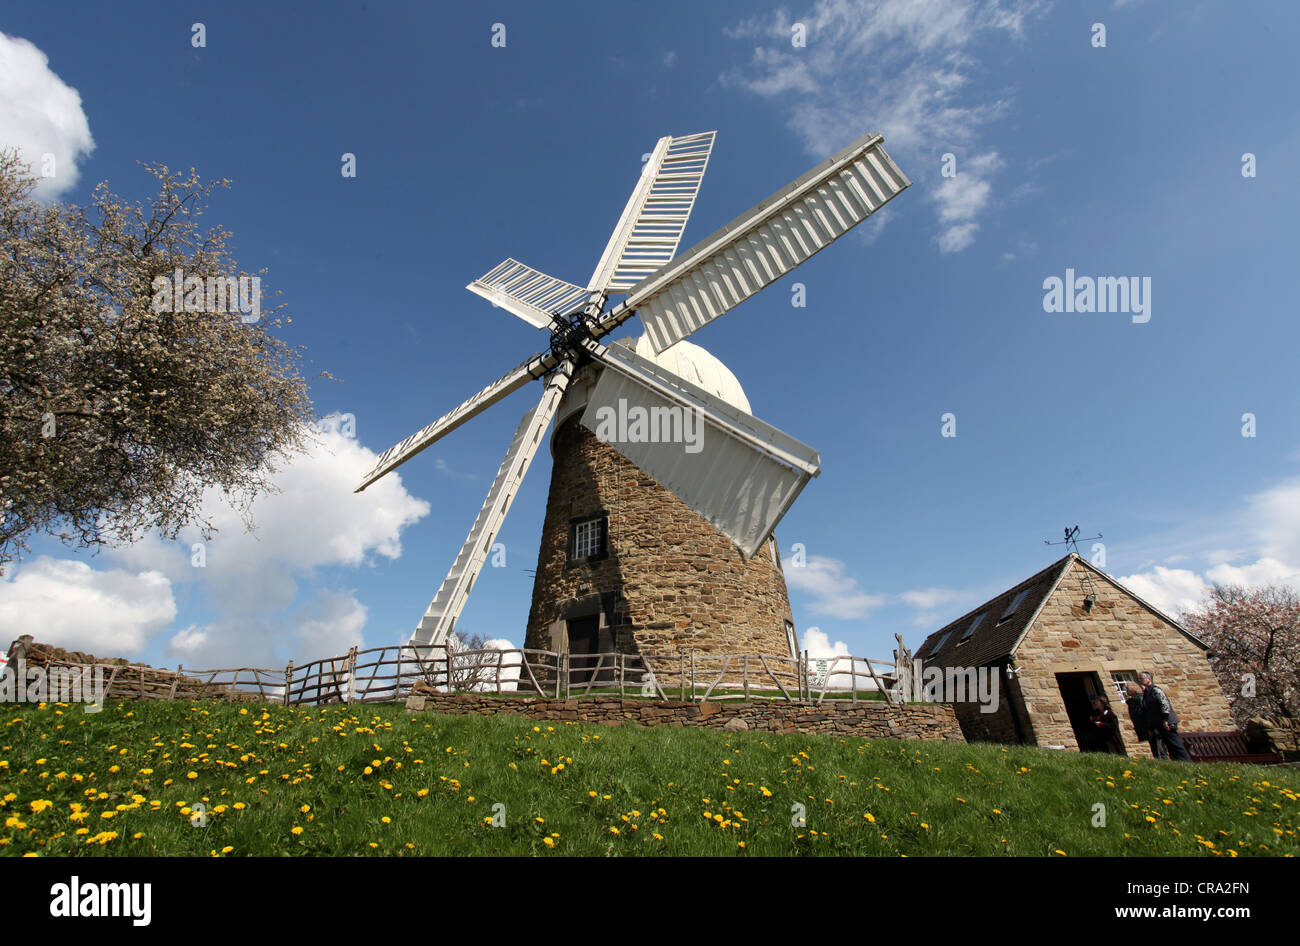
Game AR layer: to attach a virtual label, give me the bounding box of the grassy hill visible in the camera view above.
[3,699,1296,857]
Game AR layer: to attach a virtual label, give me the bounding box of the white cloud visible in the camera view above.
[113,417,429,616]
[662,50,678,69]
[801,625,850,658]
[434,457,476,482]
[291,591,368,660]
[0,32,95,201]
[1117,471,1300,618]
[0,557,175,655]
[785,555,885,619]
[1205,558,1300,591]
[722,0,1042,252]
[1116,566,1210,619]
[9,418,429,667]
[802,626,886,690]
[899,585,980,627]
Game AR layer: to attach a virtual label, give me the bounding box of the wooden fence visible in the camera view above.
[20,644,906,707]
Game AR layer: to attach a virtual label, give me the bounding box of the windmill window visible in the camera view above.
[785,620,799,659]
[959,610,988,643]
[569,514,608,562]
[996,588,1031,626]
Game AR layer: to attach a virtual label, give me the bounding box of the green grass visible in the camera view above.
[3,699,1297,857]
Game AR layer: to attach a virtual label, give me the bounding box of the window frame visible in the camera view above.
[958,610,988,644]
[568,512,609,564]
[996,588,1032,626]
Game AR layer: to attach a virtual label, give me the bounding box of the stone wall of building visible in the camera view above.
[525,416,795,662]
[1013,559,1236,757]
[406,689,964,741]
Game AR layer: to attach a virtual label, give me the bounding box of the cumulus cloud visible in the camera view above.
[1115,566,1210,619]
[802,626,886,690]
[722,0,1042,252]
[801,625,850,658]
[0,557,175,655]
[291,591,368,660]
[785,554,886,619]
[1118,471,1300,619]
[0,32,95,201]
[10,417,429,667]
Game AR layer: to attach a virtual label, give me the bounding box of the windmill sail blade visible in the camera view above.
[467,258,591,329]
[410,361,575,648]
[626,133,910,354]
[577,340,818,558]
[587,131,716,293]
[355,350,556,492]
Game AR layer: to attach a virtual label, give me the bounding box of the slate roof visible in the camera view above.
[915,554,1074,671]
[915,553,1210,671]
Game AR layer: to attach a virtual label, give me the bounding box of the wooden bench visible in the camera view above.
[1182,730,1280,764]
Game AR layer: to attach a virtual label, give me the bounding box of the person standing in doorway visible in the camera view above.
[1124,681,1166,759]
[1138,671,1192,761]
[1088,694,1125,754]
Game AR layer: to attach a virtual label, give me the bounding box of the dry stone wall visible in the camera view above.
[405,688,964,740]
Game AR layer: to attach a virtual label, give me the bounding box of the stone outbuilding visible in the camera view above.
[915,553,1234,757]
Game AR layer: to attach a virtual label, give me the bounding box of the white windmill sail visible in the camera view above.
[410,362,575,648]
[578,340,819,558]
[624,132,910,354]
[359,127,911,646]
[466,259,591,330]
[355,350,556,492]
[587,131,716,293]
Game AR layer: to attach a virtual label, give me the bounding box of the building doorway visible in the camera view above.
[567,615,601,685]
[1056,671,1126,754]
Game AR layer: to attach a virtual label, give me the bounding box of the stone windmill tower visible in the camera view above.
[355,130,911,671]
[524,334,798,667]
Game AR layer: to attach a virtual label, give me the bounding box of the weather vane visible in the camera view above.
[1044,525,1103,610]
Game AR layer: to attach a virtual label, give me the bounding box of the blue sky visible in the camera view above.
[2,0,1299,671]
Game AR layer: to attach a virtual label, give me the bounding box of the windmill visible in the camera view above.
[355,130,911,658]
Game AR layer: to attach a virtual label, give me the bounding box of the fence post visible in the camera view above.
[284,661,293,706]
[689,650,695,701]
[743,655,749,700]
[347,647,358,703]
[851,658,858,703]
[396,646,403,700]
[556,653,564,700]
[168,665,182,701]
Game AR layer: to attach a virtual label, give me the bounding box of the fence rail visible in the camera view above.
[16,644,906,708]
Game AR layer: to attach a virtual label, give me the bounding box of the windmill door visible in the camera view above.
[567,616,601,685]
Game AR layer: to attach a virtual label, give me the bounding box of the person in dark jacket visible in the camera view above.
[1138,671,1192,761]
[1088,694,1125,753]
[1124,681,1166,758]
